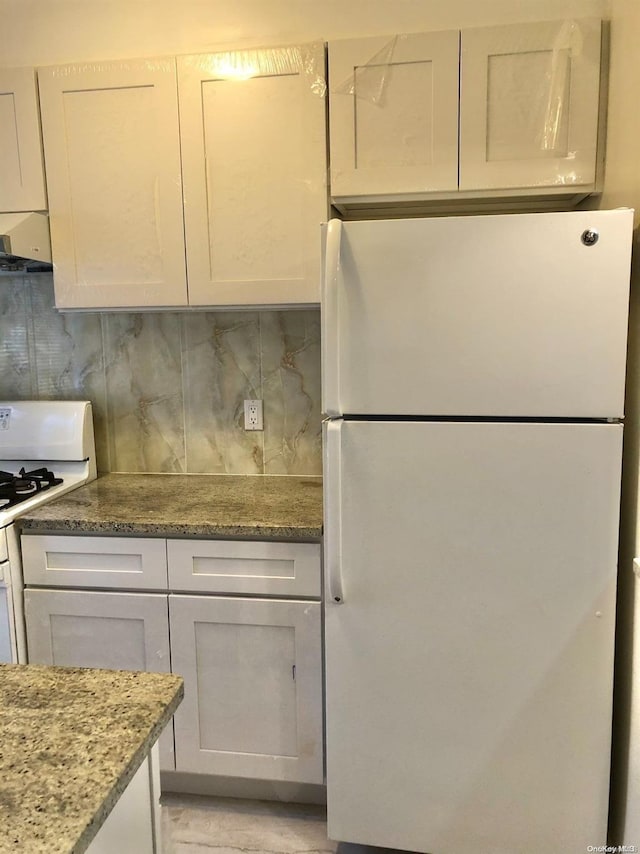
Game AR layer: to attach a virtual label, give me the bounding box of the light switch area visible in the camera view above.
[244,399,264,431]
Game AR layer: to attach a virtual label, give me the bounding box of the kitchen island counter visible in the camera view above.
[0,664,183,853]
[18,473,323,540]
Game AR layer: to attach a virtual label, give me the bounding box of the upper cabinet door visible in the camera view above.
[178,43,327,306]
[328,31,460,201]
[38,58,187,309]
[460,19,602,191]
[0,68,47,212]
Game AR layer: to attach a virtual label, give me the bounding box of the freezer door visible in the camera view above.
[324,419,622,854]
[321,209,632,417]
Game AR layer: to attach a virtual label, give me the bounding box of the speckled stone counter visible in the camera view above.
[19,474,323,540]
[0,664,183,854]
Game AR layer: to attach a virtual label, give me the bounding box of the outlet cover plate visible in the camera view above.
[244,399,263,431]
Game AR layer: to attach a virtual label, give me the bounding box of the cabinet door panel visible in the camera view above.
[460,19,602,190]
[0,68,47,211]
[25,588,175,770]
[167,539,321,597]
[170,595,323,783]
[178,44,327,306]
[329,32,459,200]
[21,534,168,590]
[38,58,187,308]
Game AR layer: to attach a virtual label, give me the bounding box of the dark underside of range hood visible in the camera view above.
[0,254,53,272]
[0,212,53,271]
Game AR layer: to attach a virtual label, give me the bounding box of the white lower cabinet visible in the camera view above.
[169,595,323,783]
[87,745,161,854]
[24,588,175,771]
[22,535,324,787]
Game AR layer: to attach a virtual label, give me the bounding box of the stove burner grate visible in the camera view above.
[0,467,64,509]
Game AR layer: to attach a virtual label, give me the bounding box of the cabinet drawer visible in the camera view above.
[167,540,321,597]
[21,535,168,589]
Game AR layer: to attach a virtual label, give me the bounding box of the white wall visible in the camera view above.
[1,0,608,65]
[600,0,640,844]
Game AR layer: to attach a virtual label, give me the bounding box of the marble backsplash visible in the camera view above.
[0,273,322,475]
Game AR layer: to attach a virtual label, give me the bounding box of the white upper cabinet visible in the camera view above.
[38,57,188,309]
[328,31,460,200]
[178,43,327,306]
[38,43,327,310]
[0,67,47,212]
[328,18,604,208]
[460,19,602,191]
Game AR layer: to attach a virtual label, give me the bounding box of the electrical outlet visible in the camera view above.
[244,399,263,431]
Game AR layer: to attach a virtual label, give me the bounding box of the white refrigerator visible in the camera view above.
[321,210,633,854]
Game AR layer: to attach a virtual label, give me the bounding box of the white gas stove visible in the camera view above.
[0,401,96,663]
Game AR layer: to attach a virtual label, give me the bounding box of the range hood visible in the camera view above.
[0,212,51,265]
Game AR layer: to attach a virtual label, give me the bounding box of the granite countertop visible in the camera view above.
[19,473,323,540]
[0,664,183,854]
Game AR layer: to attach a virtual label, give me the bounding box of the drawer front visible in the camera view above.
[167,540,321,597]
[21,535,168,590]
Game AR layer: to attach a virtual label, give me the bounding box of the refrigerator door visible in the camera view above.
[324,419,622,854]
[321,209,632,418]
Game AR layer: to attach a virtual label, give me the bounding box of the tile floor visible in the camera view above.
[161,794,405,854]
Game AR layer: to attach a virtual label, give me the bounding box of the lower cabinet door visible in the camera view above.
[169,595,323,783]
[24,588,175,771]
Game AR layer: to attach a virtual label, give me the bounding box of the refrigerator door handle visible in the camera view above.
[322,219,343,418]
[324,419,344,604]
